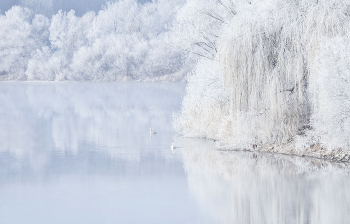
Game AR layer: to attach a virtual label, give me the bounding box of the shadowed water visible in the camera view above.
[0,82,349,224]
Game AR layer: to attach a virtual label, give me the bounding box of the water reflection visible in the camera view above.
[2,82,349,223]
[179,138,350,224]
[0,82,187,182]
[0,82,186,187]
[0,82,208,224]
[0,82,184,158]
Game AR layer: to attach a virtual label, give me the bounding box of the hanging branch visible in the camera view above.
[199,9,225,23]
[191,51,217,61]
[217,0,236,15]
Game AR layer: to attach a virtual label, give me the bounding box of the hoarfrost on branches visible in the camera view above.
[2,0,350,154]
[174,0,350,155]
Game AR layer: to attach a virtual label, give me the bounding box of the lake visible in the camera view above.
[0,82,349,224]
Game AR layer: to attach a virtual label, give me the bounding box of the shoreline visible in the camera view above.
[218,142,350,163]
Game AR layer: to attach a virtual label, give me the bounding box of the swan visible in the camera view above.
[149,128,157,139]
[171,141,175,154]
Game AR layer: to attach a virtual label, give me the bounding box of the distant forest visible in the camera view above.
[0,0,189,81]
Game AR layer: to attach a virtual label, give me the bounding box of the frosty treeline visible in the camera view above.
[0,0,188,81]
[2,0,350,156]
[174,0,350,157]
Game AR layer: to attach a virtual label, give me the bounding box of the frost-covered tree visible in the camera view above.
[173,0,243,139]
[24,0,187,81]
[173,0,241,139]
[173,0,236,60]
[175,0,350,156]
[0,6,49,79]
[219,0,311,146]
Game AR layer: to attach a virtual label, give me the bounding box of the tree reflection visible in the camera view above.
[0,82,185,182]
[180,138,350,224]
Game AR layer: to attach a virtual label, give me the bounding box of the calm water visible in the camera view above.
[0,82,349,224]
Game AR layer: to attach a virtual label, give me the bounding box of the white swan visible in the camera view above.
[171,141,175,154]
[149,128,157,139]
